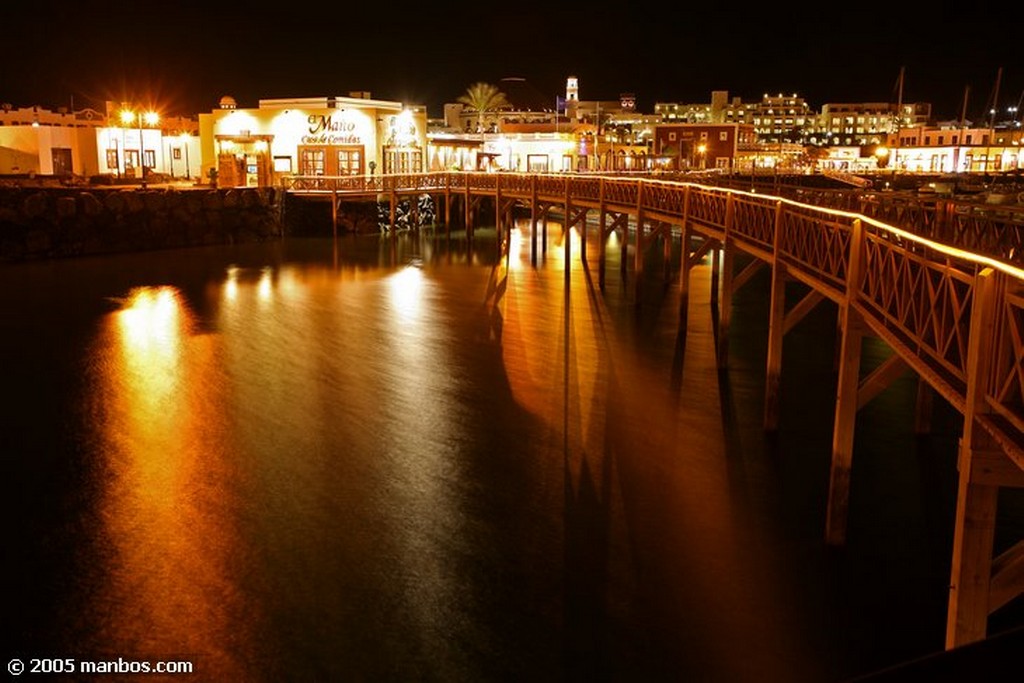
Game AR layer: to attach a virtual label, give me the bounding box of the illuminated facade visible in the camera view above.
[653,123,756,170]
[199,94,427,188]
[885,125,1023,173]
[0,104,104,176]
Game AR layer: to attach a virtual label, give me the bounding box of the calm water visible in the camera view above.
[2,223,1021,682]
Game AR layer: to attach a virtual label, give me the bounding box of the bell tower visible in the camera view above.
[566,76,579,120]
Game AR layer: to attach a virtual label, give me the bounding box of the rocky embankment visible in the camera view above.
[0,186,284,262]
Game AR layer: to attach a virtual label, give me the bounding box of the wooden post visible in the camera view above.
[825,217,866,546]
[495,174,502,245]
[764,200,786,430]
[598,207,607,288]
[464,182,472,240]
[678,186,692,323]
[531,176,538,266]
[331,189,338,239]
[946,267,1000,648]
[634,181,645,277]
[389,188,397,239]
[717,194,736,368]
[445,176,452,241]
[565,176,572,261]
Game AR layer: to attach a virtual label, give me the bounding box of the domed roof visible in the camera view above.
[218,96,237,110]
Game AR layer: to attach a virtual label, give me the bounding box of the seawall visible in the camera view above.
[0,186,284,262]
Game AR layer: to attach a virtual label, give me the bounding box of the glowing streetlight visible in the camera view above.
[120,107,160,181]
[875,145,890,169]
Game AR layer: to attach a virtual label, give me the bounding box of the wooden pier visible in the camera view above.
[284,171,1024,650]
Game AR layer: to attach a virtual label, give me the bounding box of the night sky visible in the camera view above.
[3,2,1020,123]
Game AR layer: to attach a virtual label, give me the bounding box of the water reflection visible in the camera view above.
[87,285,252,680]
[3,229,999,682]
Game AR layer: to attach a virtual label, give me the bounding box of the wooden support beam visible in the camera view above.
[989,539,1024,614]
[765,200,786,430]
[530,176,537,265]
[783,290,825,336]
[969,449,1024,488]
[679,218,692,327]
[825,218,866,546]
[690,238,713,264]
[634,182,645,279]
[826,309,865,545]
[717,194,735,369]
[331,190,338,238]
[947,267,1000,649]
[856,355,910,410]
[389,189,397,237]
[732,259,766,293]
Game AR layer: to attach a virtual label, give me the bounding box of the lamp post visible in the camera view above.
[181,132,191,180]
[119,107,160,183]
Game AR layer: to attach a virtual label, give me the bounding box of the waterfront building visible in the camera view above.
[652,122,757,171]
[0,103,104,177]
[811,101,931,146]
[199,93,427,187]
[96,101,200,181]
[431,76,652,172]
[884,124,1023,173]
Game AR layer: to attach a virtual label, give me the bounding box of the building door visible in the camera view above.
[51,148,73,176]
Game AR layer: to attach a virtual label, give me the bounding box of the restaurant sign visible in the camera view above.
[302,114,362,145]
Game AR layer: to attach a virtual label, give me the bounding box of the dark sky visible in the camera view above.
[3,2,1020,124]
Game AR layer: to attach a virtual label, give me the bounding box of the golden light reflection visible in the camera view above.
[257,266,274,302]
[388,265,425,323]
[224,266,239,302]
[86,286,252,679]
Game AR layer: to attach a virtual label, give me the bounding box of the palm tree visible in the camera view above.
[457,82,510,134]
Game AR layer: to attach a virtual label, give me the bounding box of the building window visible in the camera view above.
[300,148,326,175]
[335,147,363,175]
[106,148,119,170]
[719,131,728,141]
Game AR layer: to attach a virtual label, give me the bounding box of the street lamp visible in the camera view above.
[119,107,160,182]
[180,131,191,180]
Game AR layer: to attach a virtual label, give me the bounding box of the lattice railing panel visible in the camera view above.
[730,196,776,251]
[603,179,639,206]
[535,175,567,198]
[687,189,729,231]
[858,234,976,389]
[642,182,687,216]
[777,206,852,291]
[567,176,602,202]
[989,284,1024,433]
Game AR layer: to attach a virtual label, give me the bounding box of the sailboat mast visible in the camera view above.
[989,66,1002,129]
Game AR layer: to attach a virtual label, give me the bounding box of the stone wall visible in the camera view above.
[0,186,284,262]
